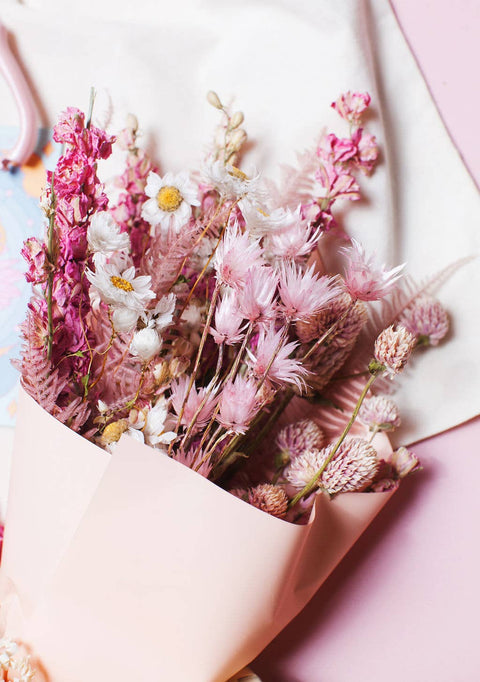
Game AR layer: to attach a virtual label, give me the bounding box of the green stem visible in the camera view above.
[289,371,378,509]
[46,174,56,360]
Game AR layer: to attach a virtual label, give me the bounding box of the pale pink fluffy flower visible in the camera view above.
[343,239,404,301]
[170,375,219,432]
[399,296,449,346]
[214,226,263,288]
[331,91,371,124]
[276,419,325,461]
[173,445,213,478]
[248,484,289,519]
[286,437,378,495]
[358,395,401,432]
[217,375,259,434]
[210,289,245,345]
[247,326,307,391]
[238,266,278,326]
[278,263,341,322]
[374,325,416,375]
[267,211,321,261]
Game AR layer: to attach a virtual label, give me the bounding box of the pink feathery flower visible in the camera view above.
[267,212,321,261]
[213,225,263,288]
[238,265,278,326]
[210,289,245,345]
[170,375,219,432]
[276,419,325,462]
[247,325,307,391]
[248,484,289,519]
[217,375,259,435]
[399,296,449,346]
[358,395,401,432]
[286,437,379,495]
[331,91,371,124]
[374,325,416,375]
[342,239,404,301]
[278,262,341,322]
[173,445,213,478]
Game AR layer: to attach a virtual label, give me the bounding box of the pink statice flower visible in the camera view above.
[248,484,289,519]
[21,238,49,285]
[278,262,341,321]
[358,395,401,432]
[217,375,259,434]
[374,325,416,375]
[317,133,358,165]
[342,239,404,301]
[213,225,263,288]
[247,325,307,391]
[238,265,278,326]
[399,296,449,346]
[314,163,361,203]
[331,91,371,124]
[210,289,245,345]
[354,129,379,174]
[170,375,219,432]
[276,419,325,462]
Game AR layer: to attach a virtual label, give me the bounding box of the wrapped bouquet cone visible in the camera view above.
[0,389,393,682]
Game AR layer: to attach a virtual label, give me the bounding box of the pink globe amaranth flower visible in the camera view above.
[217,375,259,435]
[286,438,379,495]
[248,484,289,519]
[276,419,325,463]
[358,395,401,432]
[399,296,449,346]
[331,91,371,124]
[343,239,405,301]
[278,262,341,322]
[247,325,307,391]
[374,325,416,375]
[170,375,219,432]
[371,478,400,492]
[238,265,278,326]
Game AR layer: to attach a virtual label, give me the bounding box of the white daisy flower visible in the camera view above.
[125,399,177,448]
[151,293,176,332]
[86,261,155,311]
[141,170,200,233]
[87,211,130,255]
[202,159,262,204]
[130,326,162,362]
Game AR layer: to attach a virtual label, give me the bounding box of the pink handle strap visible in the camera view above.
[0,21,37,170]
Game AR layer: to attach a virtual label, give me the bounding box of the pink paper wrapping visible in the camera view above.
[0,388,393,681]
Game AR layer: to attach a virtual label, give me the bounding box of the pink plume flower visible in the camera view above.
[217,375,259,434]
[374,325,416,375]
[343,239,404,301]
[170,375,219,432]
[267,210,321,261]
[331,91,371,124]
[400,296,449,346]
[214,225,263,288]
[278,262,341,321]
[210,289,245,345]
[238,265,278,326]
[247,325,307,391]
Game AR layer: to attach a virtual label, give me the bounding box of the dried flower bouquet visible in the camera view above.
[0,90,450,681]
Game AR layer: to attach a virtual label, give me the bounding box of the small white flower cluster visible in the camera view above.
[0,638,36,682]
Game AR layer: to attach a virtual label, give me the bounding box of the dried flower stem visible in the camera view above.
[46,175,56,360]
[289,370,378,508]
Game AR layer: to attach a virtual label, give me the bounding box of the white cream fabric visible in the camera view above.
[0,0,478,456]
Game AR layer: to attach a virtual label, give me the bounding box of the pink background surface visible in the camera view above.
[255,2,480,680]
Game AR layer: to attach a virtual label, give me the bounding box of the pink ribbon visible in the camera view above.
[0,21,37,169]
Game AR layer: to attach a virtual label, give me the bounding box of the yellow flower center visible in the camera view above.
[157,185,183,212]
[110,275,134,292]
[227,166,248,181]
[101,420,128,445]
